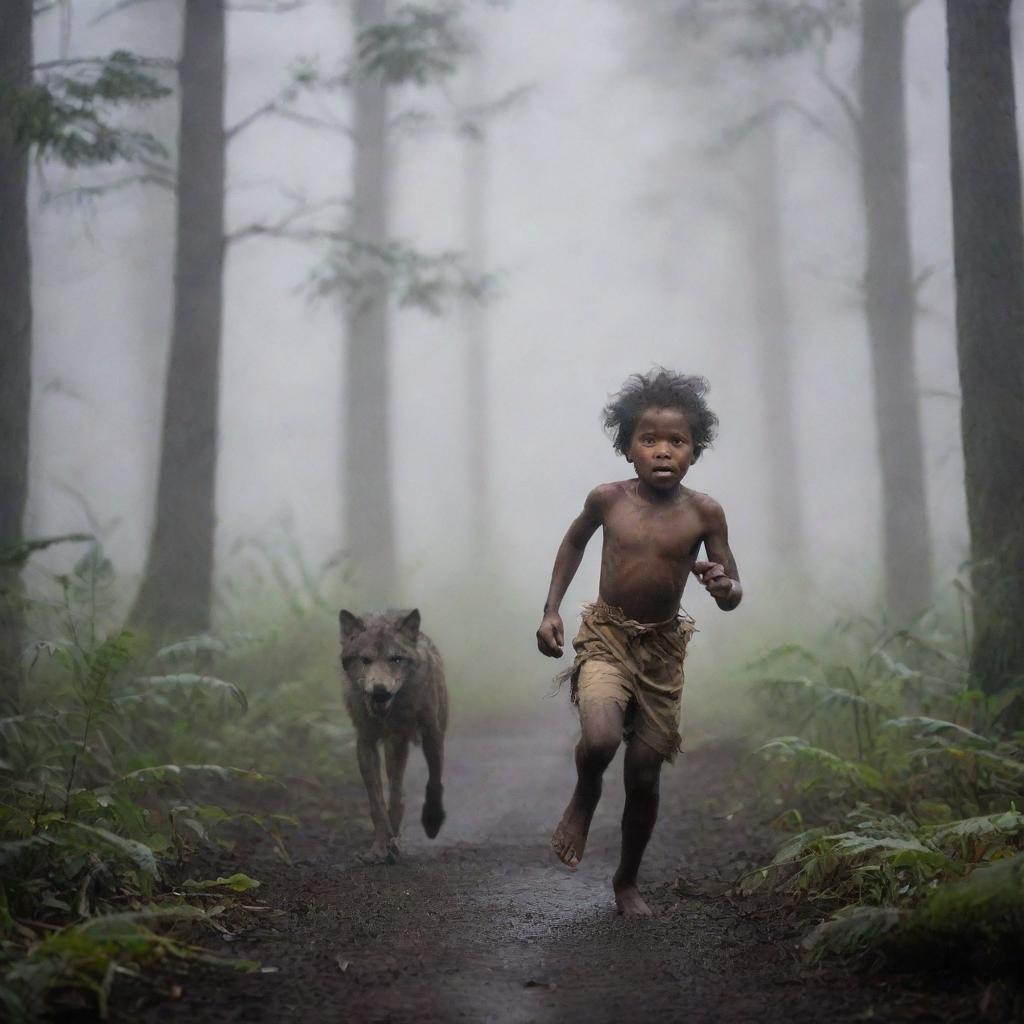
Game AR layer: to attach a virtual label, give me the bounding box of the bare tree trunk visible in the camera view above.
[344,0,396,606]
[463,52,489,564]
[946,0,1024,702]
[858,0,933,622]
[130,0,225,638]
[0,0,33,712]
[745,113,803,568]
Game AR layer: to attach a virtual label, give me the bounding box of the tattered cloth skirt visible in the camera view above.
[556,599,696,762]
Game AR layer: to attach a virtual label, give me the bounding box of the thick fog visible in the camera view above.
[25,0,998,699]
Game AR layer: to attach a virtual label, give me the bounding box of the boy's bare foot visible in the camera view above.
[613,880,653,917]
[551,804,589,868]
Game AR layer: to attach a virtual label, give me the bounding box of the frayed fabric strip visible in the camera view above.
[554,600,696,762]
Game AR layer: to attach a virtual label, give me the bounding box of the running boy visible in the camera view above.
[536,368,741,917]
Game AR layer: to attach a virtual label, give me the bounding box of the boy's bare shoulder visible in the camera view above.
[585,480,636,511]
[684,488,728,526]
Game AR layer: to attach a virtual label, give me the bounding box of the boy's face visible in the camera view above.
[626,407,694,491]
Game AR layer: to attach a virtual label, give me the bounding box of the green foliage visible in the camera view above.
[356,3,468,86]
[739,600,1024,971]
[307,235,495,314]
[660,0,855,61]
[0,52,170,167]
[4,907,257,1021]
[0,541,281,1017]
[807,854,1024,972]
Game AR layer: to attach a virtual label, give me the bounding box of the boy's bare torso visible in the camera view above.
[564,478,740,626]
[596,479,709,622]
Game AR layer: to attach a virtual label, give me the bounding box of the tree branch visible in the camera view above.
[91,0,163,26]
[226,99,352,141]
[33,56,176,72]
[227,196,349,245]
[814,46,860,134]
[40,171,176,206]
[227,0,304,10]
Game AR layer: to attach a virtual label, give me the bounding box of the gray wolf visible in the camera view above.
[339,608,447,861]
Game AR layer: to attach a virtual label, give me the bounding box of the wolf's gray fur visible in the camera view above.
[339,608,448,861]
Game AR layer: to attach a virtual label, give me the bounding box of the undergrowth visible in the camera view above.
[737,583,1024,973]
[0,535,355,1019]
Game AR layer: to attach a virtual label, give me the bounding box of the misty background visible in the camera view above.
[22,0,994,711]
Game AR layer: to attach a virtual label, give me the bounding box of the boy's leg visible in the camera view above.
[552,697,624,868]
[612,734,664,916]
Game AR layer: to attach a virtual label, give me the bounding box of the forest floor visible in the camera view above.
[121,704,1001,1024]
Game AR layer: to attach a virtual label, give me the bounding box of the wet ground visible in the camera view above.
[132,705,998,1023]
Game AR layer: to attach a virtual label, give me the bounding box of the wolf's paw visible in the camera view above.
[361,837,400,864]
[422,785,445,839]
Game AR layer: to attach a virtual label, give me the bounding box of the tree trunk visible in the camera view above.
[344,0,396,606]
[946,0,1024,701]
[129,0,225,638]
[463,51,489,563]
[858,0,933,622]
[0,0,33,712]
[745,113,803,568]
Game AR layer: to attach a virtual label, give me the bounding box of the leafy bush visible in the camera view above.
[0,541,296,1018]
[737,597,1024,971]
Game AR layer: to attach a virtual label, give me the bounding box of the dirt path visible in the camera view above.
[138,705,980,1024]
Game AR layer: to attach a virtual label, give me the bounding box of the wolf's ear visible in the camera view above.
[339,610,365,641]
[397,608,420,641]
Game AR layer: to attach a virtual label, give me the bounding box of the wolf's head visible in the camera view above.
[339,608,421,718]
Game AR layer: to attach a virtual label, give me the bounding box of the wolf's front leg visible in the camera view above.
[384,735,410,837]
[356,736,399,861]
[421,727,446,839]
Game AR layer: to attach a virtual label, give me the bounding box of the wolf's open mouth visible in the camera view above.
[368,694,393,715]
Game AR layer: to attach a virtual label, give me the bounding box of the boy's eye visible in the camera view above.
[388,656,406,665]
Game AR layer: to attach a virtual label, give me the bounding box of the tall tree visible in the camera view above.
[647,0,933,619]
[946,0,1024,702]
[232,3,490,606]
[858,0,932,620]
[461,47,490,563]
[344,0,396,606]
[0,0,34,714]
[129,0,226,637]
[1,21,167,706]
[742,103,804,566]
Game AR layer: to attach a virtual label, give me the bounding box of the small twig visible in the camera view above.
[227,196,348,245]
[813,47,860,136]
[91,0,162,25]
[227,100,353,142]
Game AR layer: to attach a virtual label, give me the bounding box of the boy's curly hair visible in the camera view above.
[603,368,719,460]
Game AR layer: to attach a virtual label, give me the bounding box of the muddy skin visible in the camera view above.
[128,708,994,1024]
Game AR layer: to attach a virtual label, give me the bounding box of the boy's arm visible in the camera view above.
[692,497,742,612]
[537,488,606,657]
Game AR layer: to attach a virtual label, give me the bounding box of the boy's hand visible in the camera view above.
[536,612,565,658]
[693,560,735,600]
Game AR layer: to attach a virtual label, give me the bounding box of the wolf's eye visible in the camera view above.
[388,656,406,665]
